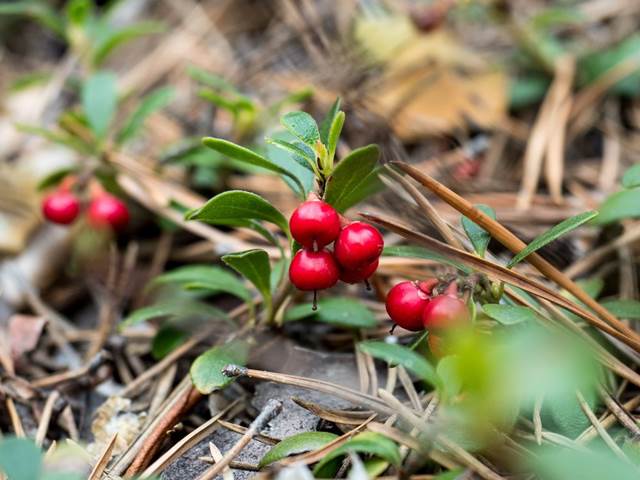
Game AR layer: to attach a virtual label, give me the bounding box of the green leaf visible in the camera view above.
[434,469,465,480]
[601,299,640,319]
[82,71,117,140]
[266,133,315,199]
[436,355,463,399]
[461,204,495,258]
[578,34,640,96]
[266,138,316,172]
[151,265,251,302]
[259,432,338,468]
[151,326,188,360]
[594,188,640,224]
[0,1,64,37]
[190,340,249,394]
[116,86,174,145]
[222,249,272,307]
[36,167,76,191]
[324,144,383,212]
[284,297,377,329]
[186,190,289,234]
[202,137,304,193]
[281,111,320,147]
[121,300,226,329]
[483,304,537,325]
[507,210,598,268]
[313,432,400,478]
[509,75,549,109]
[359,341,440,388]
[382,245,472,274]
[10,71,51,92]
[0,437,42,480]
[91,21,164,67]
[16,124,92,154]
[622,164,640,189]
[327,111,345,162]
[319,98,341,145]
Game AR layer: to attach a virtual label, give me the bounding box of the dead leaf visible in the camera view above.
[9,314,47,360]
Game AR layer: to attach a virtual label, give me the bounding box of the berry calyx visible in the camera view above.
[422,294,470,331]
[339,259,379,284]
[289,249,339,292]
[418,278,438,295]
[87,194,130,231]
[385,281,430,331]
[334,222,384,270]
[42,191,80,225]
[290,200,341,249]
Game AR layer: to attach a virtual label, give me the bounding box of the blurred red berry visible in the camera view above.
[88,194,129,231]
[42,191,80,225]
[422,294,470,331]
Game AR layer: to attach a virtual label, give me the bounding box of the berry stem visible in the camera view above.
[312,290,318,311]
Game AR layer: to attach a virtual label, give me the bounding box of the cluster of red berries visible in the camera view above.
[288,200,383,304]
[385,280,470,356]
[42,185,130,231]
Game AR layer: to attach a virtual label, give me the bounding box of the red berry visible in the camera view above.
[88,194,130,230]
[334,222,384,269]
[290,201,340,249]
[418,278,438,295]
[339,259,379,284]
[427,333,445,358]
[42,191,80,225]
[385,281,430,331]
[422,295,470,331]
[289,249,339,291]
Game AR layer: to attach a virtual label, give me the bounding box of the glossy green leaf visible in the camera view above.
[483,304,537,325]
[266,132,315,199]
[313,432,400,478]
[190,340,249,394]
[281,111,320,147]
[266,138,316,172]
[202,137,304,192]
[508,210,598,267]
[284,297,377,328]
[151,326,188,360]
[82,71,117,140]
[0,437,42,480]
[323,144,383,212]
[92,22,164,67]
[259,432,338,468]
[383,245,472,274]
[594,188,640,225]
[150,265,251,302]
[222,249,271,306]
[461,204,495,258]
[117,86,174,144]
[359,341,440,388]
[601,299,640,319]
[186,190,288,234]
[319,98,341,145]
[622,164,640,189]
[17,124,92,154]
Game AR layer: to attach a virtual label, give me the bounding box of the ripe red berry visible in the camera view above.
[289,249,339,291]
[334,222,384,270]
[88,194,130,230]
[42,191,80,225]
[339,259,379,284]
[422,294,470,331]
[385,281,430,331]
[290,200,340,249]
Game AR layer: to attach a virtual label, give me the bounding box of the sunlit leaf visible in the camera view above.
[507,211,598,268]
[281,111,320,147]
[259,432,338,468]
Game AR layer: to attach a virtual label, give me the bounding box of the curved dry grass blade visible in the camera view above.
[360,212,640,351]
[391,162,640,352]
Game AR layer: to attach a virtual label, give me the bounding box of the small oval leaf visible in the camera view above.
[284,297,377,328]
[190,340,249,394]
[483,304,537,325]
[601,299,640,319]
[358,341,440,388]
[313,432,400,478]
[281,111,320,147]
[222,249,272,307]
[461,204,496,258]
[508,210,598,268]
[594,188,640,225]
[186,190,289,234]
[324,144,383,212]
[150,265,251,302]
[259,432,338,468]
